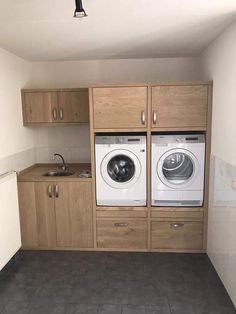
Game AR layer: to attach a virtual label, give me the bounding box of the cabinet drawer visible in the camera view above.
[97,220,147,249]
[151,221,203,250]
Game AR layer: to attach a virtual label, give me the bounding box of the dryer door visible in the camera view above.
[101,149,141,189]
[157,148,199,189]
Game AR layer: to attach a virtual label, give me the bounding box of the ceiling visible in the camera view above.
[0,0,236,61]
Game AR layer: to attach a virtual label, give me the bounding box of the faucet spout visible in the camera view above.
[53,153,67,171]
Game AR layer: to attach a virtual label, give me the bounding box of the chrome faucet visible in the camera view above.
[53,153,67,171]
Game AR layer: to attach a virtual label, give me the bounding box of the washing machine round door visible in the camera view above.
[101,149,141,189]
[157,148,199,189]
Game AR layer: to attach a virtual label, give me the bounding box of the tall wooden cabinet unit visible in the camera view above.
[22,89,89,125]
[18,180,94,249]
[89,82,212,253]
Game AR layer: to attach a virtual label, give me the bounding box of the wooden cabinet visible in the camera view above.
[55,182,93,248]
[97,219,147,249]
[23,91,58,123]
[18,180,93,249]
[90,84,209,130]
[151,221,203,250]
[57,91,89,123]
[92,87,148,129]
[18,182,39,248]
[35,182,57,247]
[22,89,89,125]
[151,85,208,128]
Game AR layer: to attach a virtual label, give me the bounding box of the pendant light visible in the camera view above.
[74,0,87,18]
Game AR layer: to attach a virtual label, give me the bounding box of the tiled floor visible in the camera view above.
[0,251,235,314]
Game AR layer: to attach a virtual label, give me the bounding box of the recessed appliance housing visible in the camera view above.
[95,134,146,206]
[152,133,205,207]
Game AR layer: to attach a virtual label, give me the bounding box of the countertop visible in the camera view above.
[17,164,92,182]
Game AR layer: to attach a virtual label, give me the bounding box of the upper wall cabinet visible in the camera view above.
[92,86,148,129]
[22,89,89,125]
[151,85,208,129]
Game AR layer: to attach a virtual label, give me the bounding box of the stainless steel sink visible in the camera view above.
[43,171,75,177]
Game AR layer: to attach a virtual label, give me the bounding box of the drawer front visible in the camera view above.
[97,220,147,249]
[151,211,204,220]
[151,221,203,250]
[97,210,147,219]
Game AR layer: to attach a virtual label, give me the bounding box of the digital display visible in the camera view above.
[185,137,199,141]
[128,139,140,142]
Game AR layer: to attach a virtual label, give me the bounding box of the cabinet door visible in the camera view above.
[151,85,208,128]
[35,182,57,247]
[55,182,93,248]
[18,182,38,248]
[93,87,148,129]
[23,92,58,124]
[57,90,89,123]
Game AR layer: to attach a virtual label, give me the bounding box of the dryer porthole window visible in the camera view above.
[162,152,194,182]
[157,148,200,189]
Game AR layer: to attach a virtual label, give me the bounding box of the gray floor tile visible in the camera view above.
[28,301,68,314]
[146,304,171,314]
[100,288,123,305]
[122,305,146,314]
[68,303,99,314]
[1,301,29,314]
[98,304,122,314]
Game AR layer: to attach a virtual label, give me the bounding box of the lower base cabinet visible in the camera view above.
[55,182,93,248]
[151,221,203,250]
[97,219,147,249]
[18,181,94,249]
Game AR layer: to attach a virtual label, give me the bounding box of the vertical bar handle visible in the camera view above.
[47,185,53,198]
[59,108,64,120]
[153,111,157,124]
[141,111,146,125]
[52,108,57,120]
[54,185,59,198]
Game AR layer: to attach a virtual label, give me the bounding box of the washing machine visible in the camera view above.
[95,134,146,206]
[152,134,205,207]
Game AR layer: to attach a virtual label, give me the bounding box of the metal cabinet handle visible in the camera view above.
[141,111,146,125]
[47,185,53,198]
[114,223,129,227]
[170,223,184,228]
[153,111,157,124]
[52,108,58,120]
[54,185,59,198]
[59,108,64,120]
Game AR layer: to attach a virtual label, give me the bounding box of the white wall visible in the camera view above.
[28,57,201,163]
[0,49,35,174]
[201,22,236,167]
[29,57,201,88]
[201,20,236,307]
